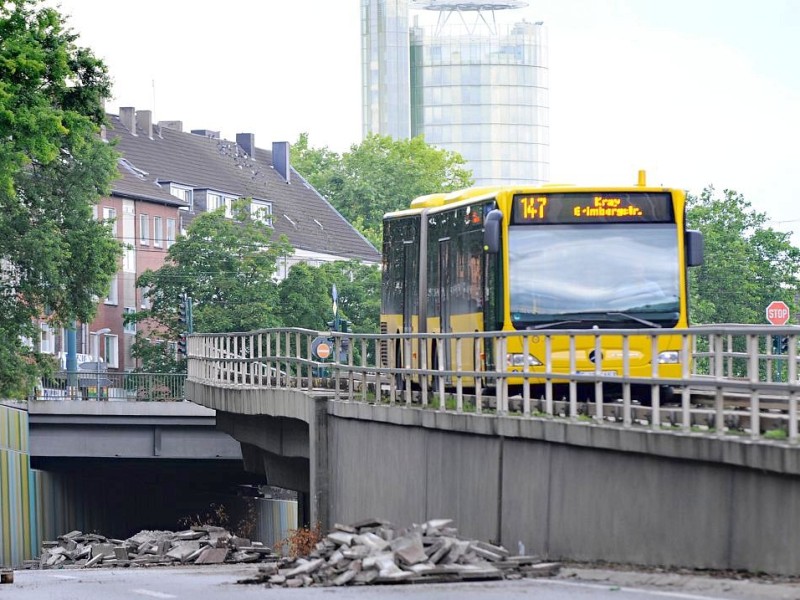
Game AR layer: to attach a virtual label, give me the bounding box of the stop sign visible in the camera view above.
[766,300,791,325]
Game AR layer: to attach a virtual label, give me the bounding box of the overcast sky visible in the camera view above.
[52,0,800,241]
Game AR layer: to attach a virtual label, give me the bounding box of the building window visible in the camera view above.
[139,214,149,245]
[104,334,119,368]
[208,192,234,218]
[103,207,117,235]
[123,307,136,334]
[40,322,55,354]
[251,200,273,226]
[123,245,135,273]
[166,219,176,248]
[154,216,163,247]
[105,273,119,305]
[208,193,223,212]
[169,184,193,211]
[140,286,151,309]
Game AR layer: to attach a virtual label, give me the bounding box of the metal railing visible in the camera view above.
[35,372,186,402]
[186,325,800,443]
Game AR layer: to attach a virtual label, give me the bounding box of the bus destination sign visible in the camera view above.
[512,192,674,224]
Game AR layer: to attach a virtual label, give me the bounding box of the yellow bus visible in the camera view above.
[380,172,704,401]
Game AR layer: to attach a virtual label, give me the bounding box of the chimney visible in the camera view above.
[119,106,136,135]
[158,120,183,132]
[136,110,153,139]
[236,133,255,158]
[272,141,290,183]
[191,129,219,139]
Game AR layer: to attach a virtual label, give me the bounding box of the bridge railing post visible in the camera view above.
[594,332,604,423]
[567,334,577,419]
[474,334,482,414]
[650,333,660,429]
[622,334,631,427]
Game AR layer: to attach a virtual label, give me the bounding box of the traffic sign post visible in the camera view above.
[766,300,790,326]
[311,335,335,377]
[766,300,791,382]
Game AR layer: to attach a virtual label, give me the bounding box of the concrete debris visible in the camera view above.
[238,518,559,588]
[34,526,278,569]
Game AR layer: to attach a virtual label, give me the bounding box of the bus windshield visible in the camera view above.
[508,223,681,329]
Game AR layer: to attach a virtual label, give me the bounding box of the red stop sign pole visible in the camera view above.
[766,300,791,325]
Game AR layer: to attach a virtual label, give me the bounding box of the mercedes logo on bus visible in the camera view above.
[588,350,602,364]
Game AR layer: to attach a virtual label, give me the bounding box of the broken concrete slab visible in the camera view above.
[36,527,277,570]
[239,517,560,589]
[194,548,228,564]
[165,541,201,562]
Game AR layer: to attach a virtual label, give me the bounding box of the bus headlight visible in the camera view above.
[657,351,680,364]
[507,354,543,368]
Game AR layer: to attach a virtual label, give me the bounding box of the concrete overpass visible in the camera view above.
[183,325,800,576]
[26,400,264,539]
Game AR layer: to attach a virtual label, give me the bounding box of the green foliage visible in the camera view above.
[763,428,788,440]
[277,260,381,333]
[319,261,381,333]
[291,132,473,246]
[131,201,292,370]
[687,187,800,325]
[0,0,120,396]
[276,263,332,330]
[128,331,183,374]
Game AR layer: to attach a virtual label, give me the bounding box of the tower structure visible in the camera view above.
[409,1,549,185]
[361,0,549,185]
[361,0,411,140]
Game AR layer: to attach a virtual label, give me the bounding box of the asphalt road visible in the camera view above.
[4,565,800,600]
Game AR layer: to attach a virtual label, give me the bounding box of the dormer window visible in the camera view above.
[208,192,235,218]
[251,200,273,226]
[169,184,194,210]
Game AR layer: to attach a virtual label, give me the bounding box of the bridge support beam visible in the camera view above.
[187,382,331,531]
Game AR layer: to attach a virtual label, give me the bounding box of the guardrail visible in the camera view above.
[34,372,186,402]
[186,325,800,442]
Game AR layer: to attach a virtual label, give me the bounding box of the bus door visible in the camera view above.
[402,241,415,334]
[438,238,452,379]
[482,249,501,372]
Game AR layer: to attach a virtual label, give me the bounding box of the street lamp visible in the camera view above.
[91,328,111,400]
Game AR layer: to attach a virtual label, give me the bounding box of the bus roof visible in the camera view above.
[385,173,677,219]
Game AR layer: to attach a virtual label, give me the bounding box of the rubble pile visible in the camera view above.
[35,526,277,569]
[239,518,560,588]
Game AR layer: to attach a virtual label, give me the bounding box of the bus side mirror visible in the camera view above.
[484,209,503,254]
[686,230,704,267]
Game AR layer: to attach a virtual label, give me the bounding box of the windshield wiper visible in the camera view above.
[607,312,661,328]
[527,313,662,330]
[528,319,592,330]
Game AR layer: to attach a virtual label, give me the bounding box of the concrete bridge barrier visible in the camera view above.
[187,379,800,576]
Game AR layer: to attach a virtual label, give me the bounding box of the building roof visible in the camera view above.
[112,157,190,206]
[106,111,380,263]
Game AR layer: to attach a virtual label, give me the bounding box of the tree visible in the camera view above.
[291,133,473,246]
[276,262,332,330]
[319,261,381,333]
[276,260,381,333]
[131,202,292,371]
[0,0,121,395]
[687,187,800,325]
